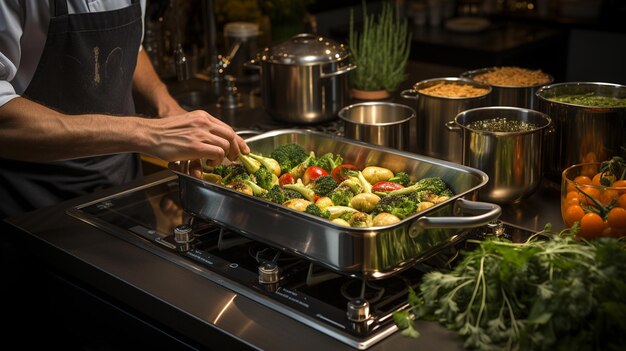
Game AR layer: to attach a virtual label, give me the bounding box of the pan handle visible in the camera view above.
[414,198,501,229]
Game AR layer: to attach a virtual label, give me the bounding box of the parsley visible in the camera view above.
[395,224,626,350]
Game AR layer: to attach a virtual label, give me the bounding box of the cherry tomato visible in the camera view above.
[579,212,606,240]
[612,180,626,195]
[599,189,619,206]
[563,205,585,228]
[607,207,626,231]
[619,193,626,209]
[564,191,580,207]
[302,166,328,185]
[372,181,404,192]
[331,164,358,183]
[579,186,601,206]
[574,175,592,186]
[591,173,603,186]
[279,173,295,187]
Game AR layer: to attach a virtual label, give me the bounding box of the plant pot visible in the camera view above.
[351,88,391,101]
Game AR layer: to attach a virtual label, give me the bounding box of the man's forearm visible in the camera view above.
[0,97,148,161]
[133,50,185,117]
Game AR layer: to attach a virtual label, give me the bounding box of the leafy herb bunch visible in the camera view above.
[348,1,411,92]
[395,224,626,350]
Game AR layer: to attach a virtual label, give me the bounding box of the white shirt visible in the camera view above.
[0,0,146,107]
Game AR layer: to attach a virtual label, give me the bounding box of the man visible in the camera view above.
[0,0,248,218]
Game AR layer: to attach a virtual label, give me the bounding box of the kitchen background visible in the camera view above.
[141,0,626,89]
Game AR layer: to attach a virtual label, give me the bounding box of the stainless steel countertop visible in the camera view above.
[5,170,466,351]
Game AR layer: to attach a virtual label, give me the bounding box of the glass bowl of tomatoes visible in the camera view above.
[561,161,626,239]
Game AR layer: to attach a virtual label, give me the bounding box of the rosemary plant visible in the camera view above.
[348,1,411,92]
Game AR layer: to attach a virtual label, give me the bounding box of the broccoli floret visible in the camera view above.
[264,185,304,204]
[248,152,281,176]
[243,179,268,196]
[372,194,417,219]
[387,177,453,197]
[304,203,330,219]
[270,143,309,174]
[414,177,451,195]
[211,164,229,177]
[283,180,316,202]
[326,206,358,220]
[328,186,355,206]
[254,167,278,190]
[238,154,262,174]
[311,153,343,173]
[348,212,372,228]
[311,175,338,197]
[219,164,250,185]
[344,170,372,193]
[388,172,411,187]
[288,151,316,179]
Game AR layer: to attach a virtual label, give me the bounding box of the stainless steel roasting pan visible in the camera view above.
[168,130,500,279]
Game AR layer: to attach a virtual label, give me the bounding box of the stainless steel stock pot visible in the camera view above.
[247,33,356,124]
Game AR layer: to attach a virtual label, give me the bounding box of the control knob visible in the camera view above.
[174,224,194,244]
[258,262,280,284]
[347,298,370,322]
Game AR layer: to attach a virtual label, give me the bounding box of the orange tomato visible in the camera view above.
[564,191,580,207]
[579,187,601,206]
[599,189,619,206]
[612,180,626,195]
[563,205,585,227]
[574,176,592,185]
[607,207,626,231]
[579,212,606,239]
[592,173,603,186]
[619,193,626,209]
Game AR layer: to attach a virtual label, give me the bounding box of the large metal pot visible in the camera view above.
[249,33,356,124]
[451,107,552,204]
[461,67,553,109]
[401,77,491,163]
[338,102,415,151]
[536,82,626,183]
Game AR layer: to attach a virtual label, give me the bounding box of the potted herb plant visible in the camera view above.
[349,1,411,100]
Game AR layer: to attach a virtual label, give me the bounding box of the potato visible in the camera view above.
[372,212,401,226]
[350,193,381,213]
[283,198,312,212]
[362,166,394,184]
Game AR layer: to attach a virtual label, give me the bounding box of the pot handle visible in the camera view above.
[320,64,357,79]
[413,198,501,229]
[243,58,261,70]
[445,120,461,131]
[400,89,418,100]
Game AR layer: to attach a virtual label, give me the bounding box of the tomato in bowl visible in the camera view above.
[561,162,626,239]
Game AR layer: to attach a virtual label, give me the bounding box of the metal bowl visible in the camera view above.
[338,102,415,151]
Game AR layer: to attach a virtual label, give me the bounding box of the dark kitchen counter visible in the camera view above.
[3,170,465,351]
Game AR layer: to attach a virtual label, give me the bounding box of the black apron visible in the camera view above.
[0,0,143,218]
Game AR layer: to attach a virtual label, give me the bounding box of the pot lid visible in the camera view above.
[261,33,349,65]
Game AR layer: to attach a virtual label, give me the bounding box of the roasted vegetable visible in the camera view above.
[264,184,303,204]
[270,143,309,174]
[388,171,411,187]
[253,167,278,190]
[350,193,381,213]
[283,198,312,212]
[372,181,404,193]
[311,152,343,173]
[248,152,282,176]
[372,212,401,226]
[388,177,453,197]
[288,151,316,179]
[348,212,372,228]
[304,203,330,219]
[362,166,394,184]
[219,164,250,185]
[328,185,355,206]
[283,180,317,202]
[372,194,418,219]
[331,163,359,183]
[238,153,262,174]
[302,166,328,185]
[243,179,268,196]
[311,175,338,197]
